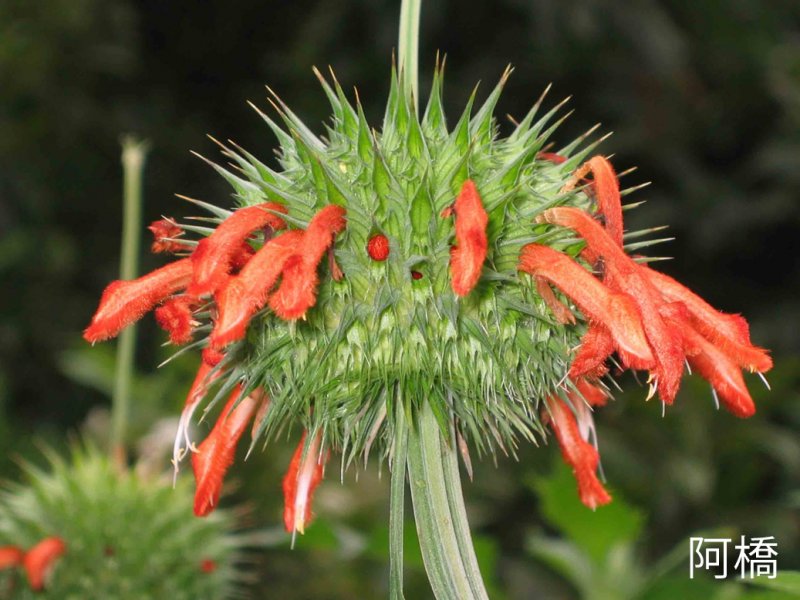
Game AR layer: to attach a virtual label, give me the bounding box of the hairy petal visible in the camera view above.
[269,205,347,320]
[450,179,489,296]
[84,258,193,343]
[211,230,304,349]
[538,207,684,403]
[192,385,262,516]
[283,431,327,534]
[188,203,287,297]
[644,266,772,373]
[0,546,23,570]
[24,537,66,592]
[519,244,654,369]
[148,218,185,253]
[569,324,613,379]
[545,396,611,509]
[155,295,198,345]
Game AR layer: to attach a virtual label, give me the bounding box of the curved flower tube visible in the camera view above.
[268,205,347,320]
[84,258,193,343]
[211,230,304,349]
[192,385,265,516]
[283,431,327,535]
[23,537,66,592]
[188,202,287,297]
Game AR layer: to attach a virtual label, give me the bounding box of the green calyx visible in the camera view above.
[195,62,614,466]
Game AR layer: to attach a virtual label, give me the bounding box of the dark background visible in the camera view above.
[1,1,798,598]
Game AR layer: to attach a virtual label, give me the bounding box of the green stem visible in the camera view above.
[389,391,408,600]
[111,136,149,460]
[398,0,421,111]
[407,403,489,600]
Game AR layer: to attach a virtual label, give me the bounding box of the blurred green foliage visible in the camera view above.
[0,0,798,598]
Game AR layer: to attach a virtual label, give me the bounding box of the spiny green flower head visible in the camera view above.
[85,58,769,526]
[0,447,242,599]
[201,64,603,462]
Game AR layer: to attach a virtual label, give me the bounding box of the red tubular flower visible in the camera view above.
[84,258,193,343]
[644,267,772,373]
[0,545,23,570]
[23,537,66,592]
[210,230,304,350]
[367,234,390,261]
[538,207,684,404]
[450,179,489,296]
[563,156,624,247]
[544,395,611,509]
[173,361,223,476]
[188,202,288,298]
[269,205,347,320]
[148,218,185,253]
[535,277,576,325]
[660,302,756,418]
[192,385,263,516]
[537,152,567,164]
[519,244,654,370]
[283,431,327,534]
[155,296,198,345]
[569,324,613,379]
[574,378,608,407]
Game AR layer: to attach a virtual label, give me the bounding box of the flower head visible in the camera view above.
[85,65,770,518]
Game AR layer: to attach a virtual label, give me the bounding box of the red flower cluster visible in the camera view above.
[0,537,66,592]
[519,155,772,507]
[84,202,346,529]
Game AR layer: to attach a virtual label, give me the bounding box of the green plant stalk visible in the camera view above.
[389,391,408,600]
[111,136,149,459]
[407,403,490,600]
[398,0,421,111]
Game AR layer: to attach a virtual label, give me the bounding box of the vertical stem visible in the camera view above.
[407,403,489,600]
[389,390,408,600]
[398,0,421,111]
[111,136,150,462]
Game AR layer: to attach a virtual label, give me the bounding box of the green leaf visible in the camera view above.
[747,571,800,597]
[530,460,645,565]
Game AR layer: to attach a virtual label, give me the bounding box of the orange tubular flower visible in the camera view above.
[538,207,684,403]
[283,431,327,535]
[148,218,185,253]
[537,151,567,164]
[535,277,576,325]
[155,296,198,345]
[210,230,304,350]
[188,202,288,298]
[23,537,66,592]
[84,258,193,343]
[0,545,23,570]
[192,385,263,516]
[569,324,613,379]
[269,205,347,320]
[544,395,611,509]
[173,361,223,476]
[519,244,654,370]
[644,267,772,373]
[449,179,489,296]
[563,156,624,247]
